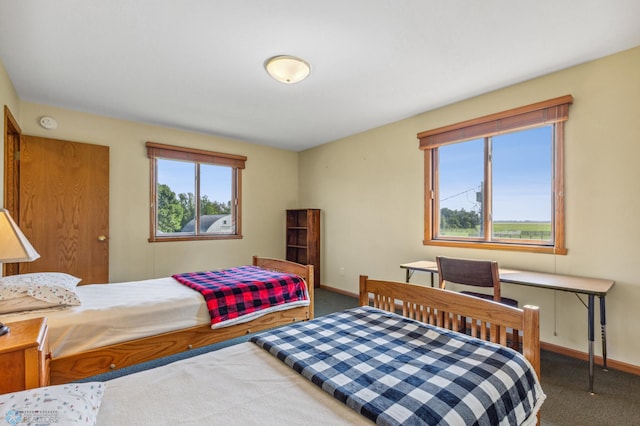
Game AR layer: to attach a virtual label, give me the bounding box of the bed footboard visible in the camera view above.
[359,275,540,378]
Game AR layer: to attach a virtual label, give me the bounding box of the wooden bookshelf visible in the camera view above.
[286,209,320,287]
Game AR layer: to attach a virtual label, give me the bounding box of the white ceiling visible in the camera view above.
[1,1,639,152]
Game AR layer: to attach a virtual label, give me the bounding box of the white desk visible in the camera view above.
[400,260,615,394]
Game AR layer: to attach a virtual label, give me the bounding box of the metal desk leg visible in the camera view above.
[600,296,608,371]
[588,294,595,394]
[405,269,412,283]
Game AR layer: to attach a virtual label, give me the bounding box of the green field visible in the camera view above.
[441,221,552,239]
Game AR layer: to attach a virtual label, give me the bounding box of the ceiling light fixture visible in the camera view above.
[264,55,311,84]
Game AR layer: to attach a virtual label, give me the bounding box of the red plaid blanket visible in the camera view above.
[172,266,308,325]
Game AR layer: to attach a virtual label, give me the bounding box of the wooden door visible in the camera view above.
[18,136,109,284]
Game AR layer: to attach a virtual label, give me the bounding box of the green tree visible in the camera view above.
[440,207,480,229]
[158,184,232,232]
[178,192,196,229]
[200,195,231,216]
[157,184,185,232]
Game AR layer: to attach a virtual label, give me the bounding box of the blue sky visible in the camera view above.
[157,159,232,203]
[438,126,553,222]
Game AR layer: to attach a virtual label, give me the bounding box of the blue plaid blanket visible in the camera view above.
[251,306,545,426]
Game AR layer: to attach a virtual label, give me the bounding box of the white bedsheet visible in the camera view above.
[0,277,210,358]
[97,342,371,426]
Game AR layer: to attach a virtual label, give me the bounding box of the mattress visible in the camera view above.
[0,277,211,358]
[97,342,370,426]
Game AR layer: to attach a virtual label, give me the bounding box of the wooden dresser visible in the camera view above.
[0,317,50,394]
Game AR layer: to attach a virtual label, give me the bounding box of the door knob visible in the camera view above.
[97,235,107,242]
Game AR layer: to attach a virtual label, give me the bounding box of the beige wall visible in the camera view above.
[299,46,640,366]
[13,103,300,282]
[0,60,21,204]
[0,60,20,123]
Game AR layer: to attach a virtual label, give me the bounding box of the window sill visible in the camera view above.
[423,239,567,255]
[149,234,243,243]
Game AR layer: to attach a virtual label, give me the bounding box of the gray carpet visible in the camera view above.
[540,350,640,425]
[80,288,640,425]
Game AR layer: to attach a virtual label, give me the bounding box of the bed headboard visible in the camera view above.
[252,256,313,285]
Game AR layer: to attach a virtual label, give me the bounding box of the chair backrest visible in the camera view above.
[436,256,501,301]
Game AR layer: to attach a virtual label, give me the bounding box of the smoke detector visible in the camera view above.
[39,116,58,130]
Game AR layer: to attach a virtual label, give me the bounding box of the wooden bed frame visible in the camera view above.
[359,275,541,379]
[49,257,314,384]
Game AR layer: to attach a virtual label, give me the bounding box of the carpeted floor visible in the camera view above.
[81,288,640,425]
[539,350,640,425]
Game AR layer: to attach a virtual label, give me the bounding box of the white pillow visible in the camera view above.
[0,382,104,426]
[0,296,61,314]
[0,273,82,313]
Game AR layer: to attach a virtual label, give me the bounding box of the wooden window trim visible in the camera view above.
[418,95,573,149]
[419,96,572,255]
[146,142,246,242]
[146,142,247,168]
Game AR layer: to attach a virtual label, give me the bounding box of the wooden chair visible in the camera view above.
[436,256,520,350]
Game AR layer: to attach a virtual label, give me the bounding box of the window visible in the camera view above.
[418,95,572,254]
[146,142,246,242]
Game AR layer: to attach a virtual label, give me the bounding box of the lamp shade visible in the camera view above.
[265,55,311,84]
[0,209,40,263]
